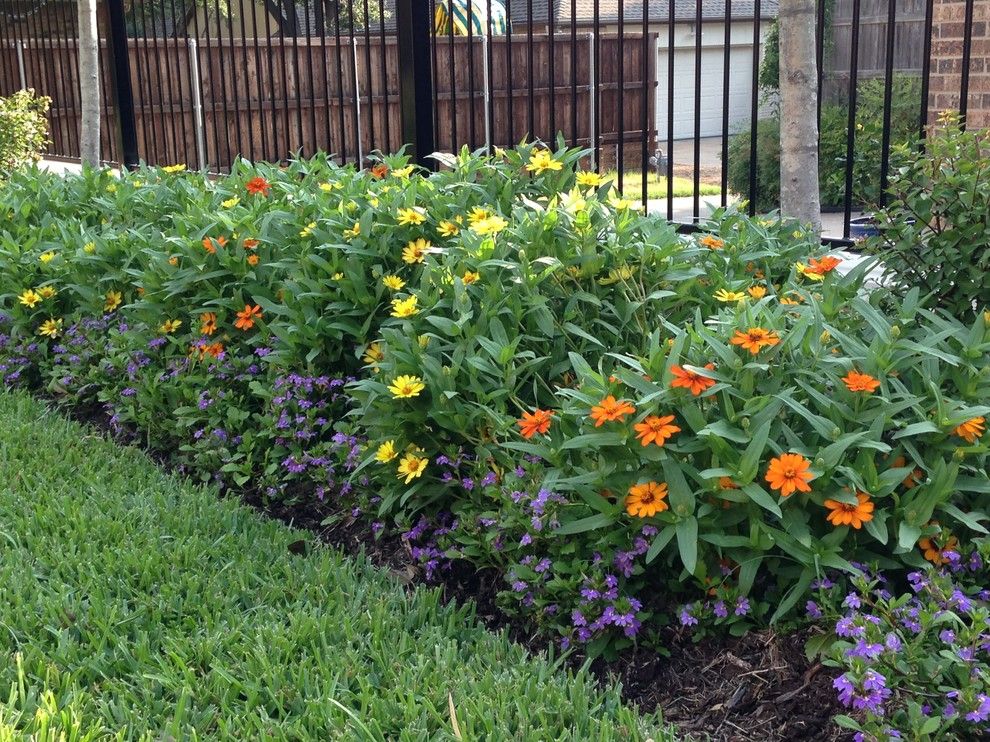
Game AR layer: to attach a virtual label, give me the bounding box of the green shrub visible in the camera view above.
[727,76,922,210]
[0,89,50,171]
[869,112,990,321]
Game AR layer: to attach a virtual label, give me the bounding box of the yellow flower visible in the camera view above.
[780,293,804,305]
[747,285,767,299]
[467,206,491,225]
[418,334,430,348]
[332,272,344,280]
[162,163,186,173]
[796,262,826,281]
[39,251,55,264]
[318,182,342,192]
[462,271,480,285]
[392,165,415,179]
[159,319,182,334]
[560,188,587,214]
[105,183,117,193]
[391,295,419,318]
[38,318,62,338]
[470,215,508,236]
[714,288,747,303]
[18,289,41,308]
[221,196,240,208]
[375,440,398,463]
[104,290,123,312]
[300,222,317,238]
[344,222,361,239]
[397,207,427,226]
[388,374,425,398]
[363,341,384,366]
[526,149,563,175]
[83,242,96,254]
[437,220,460,237]
[598,265,635,285]
[397,452,428,483]
[402,238,431,264]
[608,193,634,211]
[382,275,406,291]
[575,171,604,187]
[37,286,57,300]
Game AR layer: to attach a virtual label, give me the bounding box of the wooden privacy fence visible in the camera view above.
[0,33,657,171]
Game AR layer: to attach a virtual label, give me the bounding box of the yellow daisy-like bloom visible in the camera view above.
[382,275,406,291]
[437,220,460,237]
[748,285,767,299]
[462,271,481,285]
[332,272,344,280]
[106,183,117,193]
[159,319,183,334]
[526,149,563,174]
[221,196,240,208]
[388,374,426,398]
[392,165,415,178]
[37,285,57,300]
[598,265,635,285]
[467,206,492,225]
[363,341,384,366]
[38,318,62,338]
[18,289,41,308]
[344,222,361,239]
[161,163,186,174]
[390,295,419,318]
[83,242,96,254]
[39,251,55,264]
[375,440,398,463]
[397,452,428,483]
[402,238,431,264]
[780,293,804,305]
[560,188,587,214]
[104,290,123,312]
[576,171,604,187]
[714,288,747,303]
[470,215,508,236]
[795,262,826,281]
[300,222,317,238]
[608,193,634,210]
[397,207,427,226]
[318,182,334,192]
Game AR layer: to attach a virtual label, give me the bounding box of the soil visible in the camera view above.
[47,395,847,742]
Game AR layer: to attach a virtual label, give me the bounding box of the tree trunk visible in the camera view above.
[778,0,821,232]
[78,0,101,166]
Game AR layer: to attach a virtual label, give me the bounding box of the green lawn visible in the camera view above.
[612,171,722,199]
[0,391,668,740]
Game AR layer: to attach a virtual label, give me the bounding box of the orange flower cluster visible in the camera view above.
[245,176,271,196]
[234,304,263,331]
[730,327,780,355]
[625,481,669,517]
[517,409,553,439]
[670,364,716,396]
[804,255,841,276]
[824,492,874,529]
[841,369,881,393]
[765,453,814,496]
[589,395,636,427]
[955,416,986,443]
[202,235,227,254]
[633,415,681,447]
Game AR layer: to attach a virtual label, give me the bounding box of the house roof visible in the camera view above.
[511,0,779,25]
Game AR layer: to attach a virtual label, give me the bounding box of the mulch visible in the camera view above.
[51,396,847,741]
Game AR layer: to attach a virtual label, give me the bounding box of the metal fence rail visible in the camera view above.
[0,0,983,239]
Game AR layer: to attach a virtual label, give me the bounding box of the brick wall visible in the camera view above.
[928,0,990,128]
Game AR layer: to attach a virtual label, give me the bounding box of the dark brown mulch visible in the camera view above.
[45,394,846,741]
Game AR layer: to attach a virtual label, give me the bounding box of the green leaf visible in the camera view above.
[892,421,940,439]
[675,516,698,574]
[738,421,771,482]
[645,525,676,564]
[741,483,782,517]
[555,513,615,535]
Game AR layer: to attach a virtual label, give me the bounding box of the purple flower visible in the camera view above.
[519,533,532,546]
[845,640,884,661]
[884,633,902,652]
[806,600,823,619]
[713,601,728,618]
[965,694,990,723]
[940,629,956,644]
[679,604,698,627]
[734,597,750,616]
[836,617,865,638]
[843,592,862,610]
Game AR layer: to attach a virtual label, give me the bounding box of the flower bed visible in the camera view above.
[1,147,988,677]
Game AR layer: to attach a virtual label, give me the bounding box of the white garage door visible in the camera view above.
[656,45,755,140]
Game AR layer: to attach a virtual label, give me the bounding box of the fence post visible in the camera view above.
[396,0,436,167]
[187,38,207,171]
[104,0,139,168]
[353,37,364,164]
[482,34,491,151]
[16,41,26,89]
[588,32,596,170]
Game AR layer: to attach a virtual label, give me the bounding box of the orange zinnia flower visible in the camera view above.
[202,235,227,254]
[370,163,389,178]
[633,414,681,447]
[669,363,716,396]
[625,481,669,517]
[517,409,553,439]
[200,311,217,335]
[730,327,780,354]
[764,453,814,496]
[234,304,263,330]
[699,235,724,250]
[247,254,260,266]
[841,369,881,393]
[824,492,874,529]
[806,256,841,275]
[243,238,259,250]
[954,416,986,443]
[245,176,271,196]
[718,476,738,490]
[589,395,635,427]
[918,534,959,565]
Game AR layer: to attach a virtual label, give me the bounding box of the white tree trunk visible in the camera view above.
[778,0,821,232]
[78,0,101,166]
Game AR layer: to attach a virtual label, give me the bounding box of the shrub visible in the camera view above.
[868,112,990,322]
[0,148,988,656]
[727,76,922,211]
[0,89,50,171]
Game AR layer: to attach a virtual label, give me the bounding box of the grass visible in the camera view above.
[0,391,669,740]
[613,171,722,200]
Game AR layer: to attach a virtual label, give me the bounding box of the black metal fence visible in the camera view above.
[0,0,984,239]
